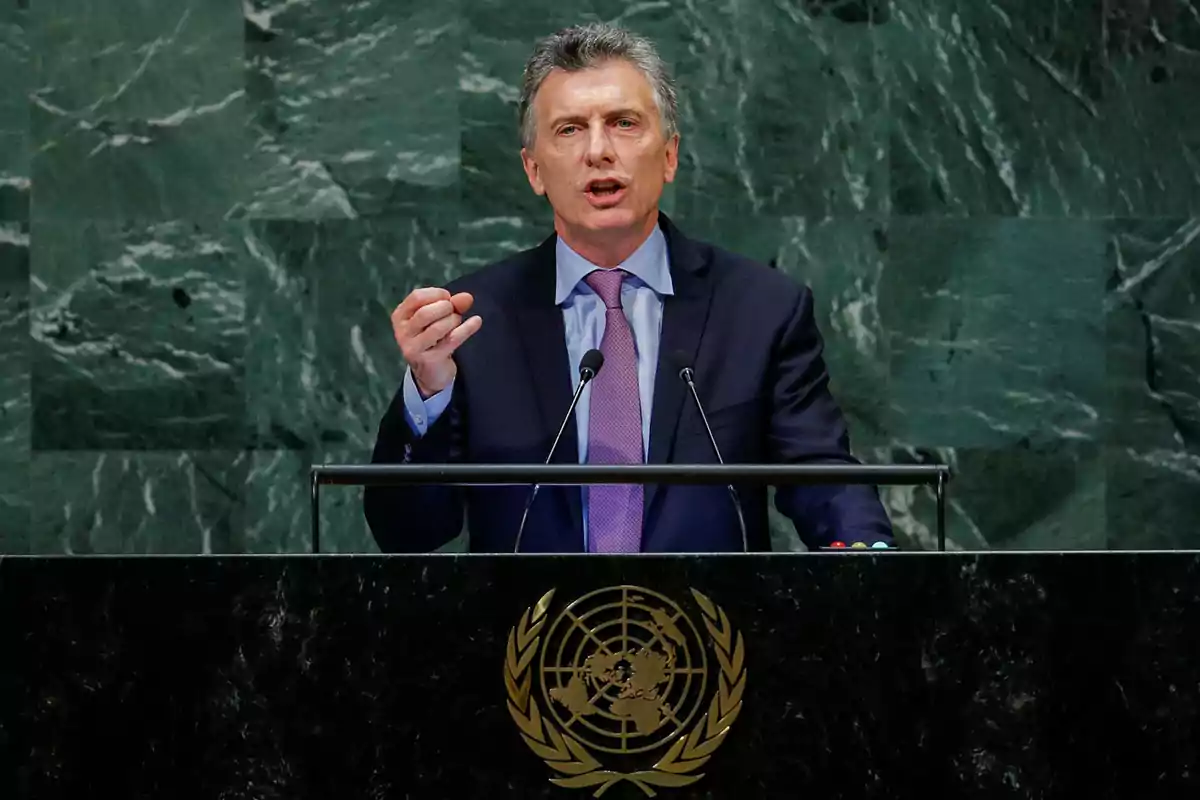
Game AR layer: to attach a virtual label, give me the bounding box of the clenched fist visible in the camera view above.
[391,288,482,398]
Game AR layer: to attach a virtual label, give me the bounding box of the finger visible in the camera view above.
[408,312,462,356]
[428,314,482,358]
[449,292,474,315]
[407,298,457,332]
[393,287,451,322]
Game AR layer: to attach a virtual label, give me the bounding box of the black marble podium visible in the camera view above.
[2,553,1198,799]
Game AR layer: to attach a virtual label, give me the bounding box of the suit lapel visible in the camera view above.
[511,236,584,544]
[643,216,716,530]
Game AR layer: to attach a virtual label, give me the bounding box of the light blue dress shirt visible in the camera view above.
[401,226,674,545]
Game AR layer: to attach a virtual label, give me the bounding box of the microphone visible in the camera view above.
[513,349,604,553]
[672,352,749,553]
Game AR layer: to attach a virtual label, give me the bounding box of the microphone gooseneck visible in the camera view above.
[675,357,749,553]
[513,349,604,553]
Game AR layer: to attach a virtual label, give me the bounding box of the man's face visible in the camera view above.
[521,59,679,242]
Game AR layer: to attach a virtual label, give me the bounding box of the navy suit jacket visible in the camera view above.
[365,214,893,553]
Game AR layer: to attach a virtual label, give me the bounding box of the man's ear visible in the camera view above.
[662,133,680,184]
[521,147,546,196]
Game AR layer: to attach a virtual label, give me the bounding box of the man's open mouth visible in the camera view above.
[586,178,626,197]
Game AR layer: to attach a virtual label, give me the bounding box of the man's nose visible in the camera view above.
[584,126,616,165]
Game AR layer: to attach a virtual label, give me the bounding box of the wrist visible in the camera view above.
[413,372,445,400]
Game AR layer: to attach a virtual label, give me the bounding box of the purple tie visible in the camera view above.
[584,269,643,553]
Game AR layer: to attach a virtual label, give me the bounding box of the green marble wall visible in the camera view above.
[0,0,1196,554]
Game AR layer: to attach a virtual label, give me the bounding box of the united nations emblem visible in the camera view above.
[504,586,747,796]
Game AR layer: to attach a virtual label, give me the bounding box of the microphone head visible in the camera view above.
[580,348,604,378]
[669,349,693,381]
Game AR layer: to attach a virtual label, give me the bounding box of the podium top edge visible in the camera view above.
[4,550,1199,560]
[309,463,951,487]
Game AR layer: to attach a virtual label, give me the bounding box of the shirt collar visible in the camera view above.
[554,225,674,305]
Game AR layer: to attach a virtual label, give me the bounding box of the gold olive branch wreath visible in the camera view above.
[504,588,747,797]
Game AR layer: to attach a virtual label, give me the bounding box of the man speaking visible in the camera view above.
[365,23,893,553]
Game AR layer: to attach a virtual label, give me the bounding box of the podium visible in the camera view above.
[4,551,1199,797]
[312,462,953,553]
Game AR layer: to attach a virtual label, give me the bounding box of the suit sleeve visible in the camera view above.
[767,285,894,548]
[363,373,467,553]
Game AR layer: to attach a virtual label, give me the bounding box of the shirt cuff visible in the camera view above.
[402,368,454,437]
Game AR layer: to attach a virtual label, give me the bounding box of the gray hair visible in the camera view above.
[518,23,679,149]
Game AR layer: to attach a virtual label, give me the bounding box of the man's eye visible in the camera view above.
[616,119,635,129]
[559,125,578,135]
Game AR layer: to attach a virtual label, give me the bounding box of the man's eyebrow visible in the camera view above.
[548,113,586,128]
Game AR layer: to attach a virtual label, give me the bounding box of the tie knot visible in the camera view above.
[584,269,627,309]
